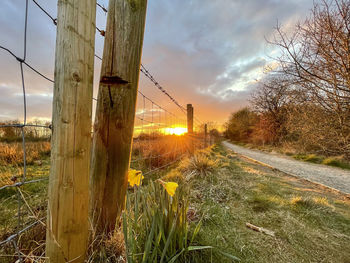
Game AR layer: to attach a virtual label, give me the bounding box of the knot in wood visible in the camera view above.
[72,72,81,82]
[76,148,86,157]
[115,120,124,129]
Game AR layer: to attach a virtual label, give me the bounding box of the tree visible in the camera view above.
[225,108,258,142]
[209,129,220,138]
[250,74,292,143]
[270,0,350,157]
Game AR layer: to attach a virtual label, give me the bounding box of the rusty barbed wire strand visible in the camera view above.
[140,64,188,114]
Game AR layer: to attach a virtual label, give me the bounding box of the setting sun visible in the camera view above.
[164,127,187,136]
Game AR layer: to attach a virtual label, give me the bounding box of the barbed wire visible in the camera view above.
[140,64,187,114]
[31,0,188,121]
[32,0,56,25]
[96,1,190,117]
[96,2,108,13]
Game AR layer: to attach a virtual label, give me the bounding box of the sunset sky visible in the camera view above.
[0,0,314,127]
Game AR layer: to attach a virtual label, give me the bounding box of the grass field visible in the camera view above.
[0,142,350,262]
[184,144,350,262]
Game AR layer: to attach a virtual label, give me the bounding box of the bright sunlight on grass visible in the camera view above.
[185,144,350,262]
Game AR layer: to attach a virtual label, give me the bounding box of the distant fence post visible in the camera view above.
[90,0,148,235]
[204,123,208,147]
[187,104,193,134]
[45,0,96,262]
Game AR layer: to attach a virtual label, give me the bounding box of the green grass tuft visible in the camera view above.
[293,153,350,170]
[293,153,323,163]
[322,157,350,169]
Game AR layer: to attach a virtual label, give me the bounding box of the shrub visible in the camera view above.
[179,152,217,178]
[225,108,258,142]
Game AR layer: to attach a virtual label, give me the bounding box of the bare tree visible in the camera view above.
[269,0,350,157]
[250,74,294,144]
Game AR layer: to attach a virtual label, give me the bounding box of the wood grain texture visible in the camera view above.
[90,0,147,234]
[45,0,96,262]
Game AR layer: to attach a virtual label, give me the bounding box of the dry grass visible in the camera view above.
[0,141,50,262]
[239,165,264,175]
[0,223,47,263]
[132,135,204,169]
[0,188,48,263]
[87,228,126,263]
[0,142,50,188]
[0,142,50,166]
[178,149,218,179]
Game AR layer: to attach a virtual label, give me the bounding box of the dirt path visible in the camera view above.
[223,141,350,194]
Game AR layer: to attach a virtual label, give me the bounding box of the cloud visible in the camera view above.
[0,85,52,121]
[0,0,314,124]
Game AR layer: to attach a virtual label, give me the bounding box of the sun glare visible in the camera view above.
[164,127,187,136]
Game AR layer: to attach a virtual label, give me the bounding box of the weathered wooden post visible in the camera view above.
[187,104,193,134]
[45,0,96,262]
[204,123,208,147]
[187,104,194,153]
[90,0,148,234]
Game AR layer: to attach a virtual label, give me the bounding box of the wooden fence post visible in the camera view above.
[187,104,193,134]
[204,123,208,147]
[45,0,96,262]
[90,0,148,234]
[187,104,194,153]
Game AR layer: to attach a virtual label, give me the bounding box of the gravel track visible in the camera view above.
[223,141,350,194]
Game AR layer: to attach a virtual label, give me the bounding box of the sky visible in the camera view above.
[0,0,315,127]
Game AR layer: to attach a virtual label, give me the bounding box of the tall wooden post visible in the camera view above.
[45,0,96,262]
[90,0,148,234]
[187,104,193,134]
[204,123,208,147]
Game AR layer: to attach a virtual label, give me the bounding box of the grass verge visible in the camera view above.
[182,144,350,262]
[231,141,350,171]
[293,154,350,170]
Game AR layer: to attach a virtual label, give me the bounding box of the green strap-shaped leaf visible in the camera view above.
[160,216,177,263]
[142,214,157,263]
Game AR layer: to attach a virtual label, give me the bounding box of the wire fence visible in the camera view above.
[0,1,210,261]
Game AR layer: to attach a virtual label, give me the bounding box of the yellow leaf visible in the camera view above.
[158,180,178,197]
[128,169,143,187]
